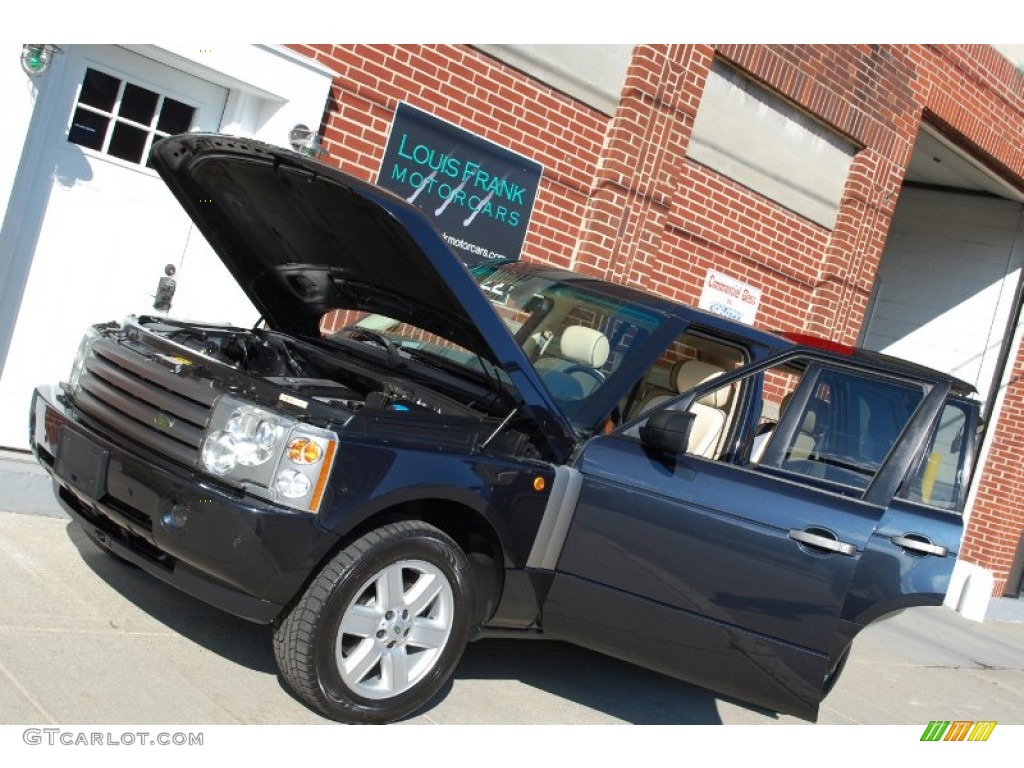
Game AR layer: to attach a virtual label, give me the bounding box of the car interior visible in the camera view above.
[621,330,747,458]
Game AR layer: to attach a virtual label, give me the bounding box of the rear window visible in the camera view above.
[898,400,972,511]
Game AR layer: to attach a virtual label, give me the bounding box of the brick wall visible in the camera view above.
[289,43,1024,595]
[286,44,609,272]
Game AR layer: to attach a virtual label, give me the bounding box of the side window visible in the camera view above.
[623,330,747,457]
[625,331,746,418]
[630,352,938,489]
[899,401,971,511]
[759,364,925,490]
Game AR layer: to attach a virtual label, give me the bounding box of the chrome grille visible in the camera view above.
[75,338,217,466]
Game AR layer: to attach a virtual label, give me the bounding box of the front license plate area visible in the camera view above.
[55,427,109,499]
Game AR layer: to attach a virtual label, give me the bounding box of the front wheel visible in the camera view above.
[273,521,472,723]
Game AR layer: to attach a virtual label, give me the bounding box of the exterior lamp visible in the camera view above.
[288,124,327,157]
[21,45,61,77]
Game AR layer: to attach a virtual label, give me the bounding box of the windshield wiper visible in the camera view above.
[334,325,405,369]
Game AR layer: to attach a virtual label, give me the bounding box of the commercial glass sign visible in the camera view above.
[378,102,543,264]
[698,269,762,325]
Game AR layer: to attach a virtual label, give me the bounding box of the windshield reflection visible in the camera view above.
[471,263,663,417]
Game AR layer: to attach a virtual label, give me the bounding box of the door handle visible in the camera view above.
[788,528,857,556]
[891,535,948,557]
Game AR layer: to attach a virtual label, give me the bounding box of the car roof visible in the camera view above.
[779,336,979,397]
[485,260,978,398]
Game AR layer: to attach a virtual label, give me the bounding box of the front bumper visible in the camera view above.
[30,385,341,623]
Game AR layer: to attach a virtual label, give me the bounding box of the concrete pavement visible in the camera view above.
[1,448,1022,725]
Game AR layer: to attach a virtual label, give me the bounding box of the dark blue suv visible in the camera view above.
[29,134,978,723]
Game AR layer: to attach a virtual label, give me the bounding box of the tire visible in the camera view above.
[273,520,472,724]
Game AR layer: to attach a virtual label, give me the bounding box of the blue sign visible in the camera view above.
[377,103,543,265]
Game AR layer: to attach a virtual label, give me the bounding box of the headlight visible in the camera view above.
[66,326,102,396]
[225,408,284,466]
[199,395,338,513]
[199,430,239,475]
[201,403,283,474]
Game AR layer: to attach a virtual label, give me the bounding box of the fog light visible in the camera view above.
[162,501,189,530]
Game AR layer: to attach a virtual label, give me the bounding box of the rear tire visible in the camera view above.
[273,521,471,723]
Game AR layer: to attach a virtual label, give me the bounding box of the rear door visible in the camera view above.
[841,398,974,626]
[540,351,961,718]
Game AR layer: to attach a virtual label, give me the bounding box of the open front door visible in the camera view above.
[540,351,965,719]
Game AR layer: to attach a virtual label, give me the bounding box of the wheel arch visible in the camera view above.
[282,496,506,631]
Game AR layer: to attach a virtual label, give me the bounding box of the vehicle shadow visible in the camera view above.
[64,521,277,675]
[450,638,736,725]
[63,521,771,725]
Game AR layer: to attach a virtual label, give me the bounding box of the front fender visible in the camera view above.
[317,440,555,567]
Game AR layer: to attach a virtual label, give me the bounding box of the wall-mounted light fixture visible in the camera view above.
[288,124,327,157]
[21,44,61,77]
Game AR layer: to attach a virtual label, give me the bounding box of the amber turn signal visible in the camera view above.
[287,437,323,464]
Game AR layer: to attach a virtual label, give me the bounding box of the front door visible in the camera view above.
[0,46,231,447]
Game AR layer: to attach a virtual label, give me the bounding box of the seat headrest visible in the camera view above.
[780,391,794,415]
[800,408,817,433]
[673,360,728,408]
[560,326,610,368]
[782,392,825,434]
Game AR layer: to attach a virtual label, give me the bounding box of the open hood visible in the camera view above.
[150,133,575,460]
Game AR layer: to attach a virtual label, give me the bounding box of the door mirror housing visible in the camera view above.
[640,409,695,455]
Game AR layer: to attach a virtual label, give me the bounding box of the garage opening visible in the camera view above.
[859,124,1024,599]
[860,126,1024,411]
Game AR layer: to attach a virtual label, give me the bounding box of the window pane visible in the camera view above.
[68,108,109,151]
[156,98,195,135]
[777,368,924,489]
[900,402,969,510]
[688,59,857,229]
[107,121,148,163]
[472,262,664,420]
[79,68,120,111]
[119,83,159,125]
[70,68,194,168]
[749,366,804,463]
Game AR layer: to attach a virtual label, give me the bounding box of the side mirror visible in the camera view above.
[639,409,695,455]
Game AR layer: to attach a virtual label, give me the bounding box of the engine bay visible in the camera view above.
[130,316,507,422]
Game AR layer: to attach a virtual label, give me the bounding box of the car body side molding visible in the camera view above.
[526,465,583,570]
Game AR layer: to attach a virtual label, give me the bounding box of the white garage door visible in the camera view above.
[862,186,1024,402]
[0,46,240,448]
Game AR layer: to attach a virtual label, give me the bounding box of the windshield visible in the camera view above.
[323,263,664,422]
[470,263,663,418]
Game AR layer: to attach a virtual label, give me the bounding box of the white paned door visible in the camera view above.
[0,46,233,448]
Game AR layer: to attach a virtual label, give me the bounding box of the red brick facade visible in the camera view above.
[288,43,1024,596]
